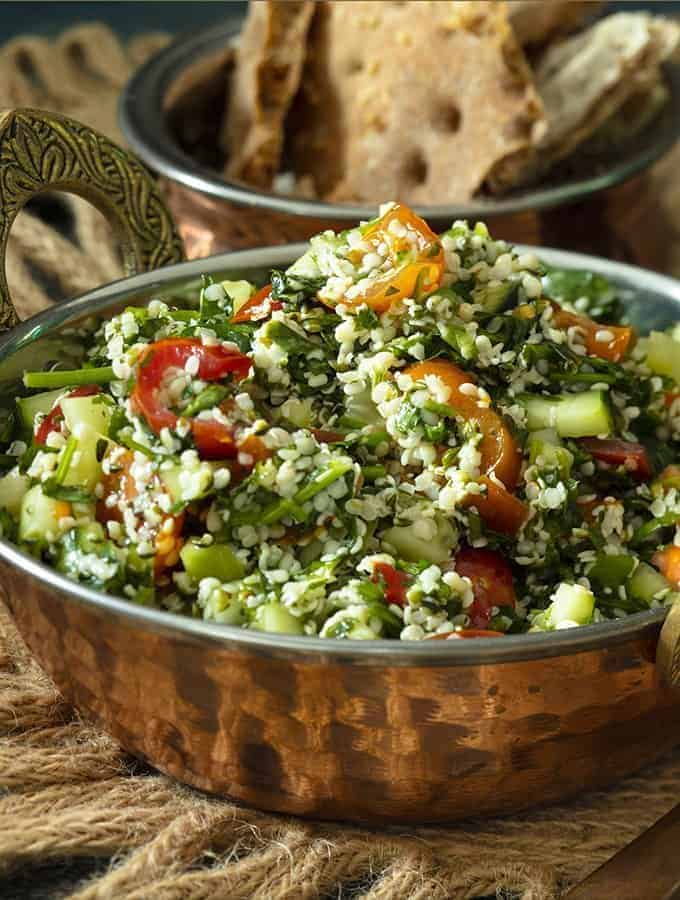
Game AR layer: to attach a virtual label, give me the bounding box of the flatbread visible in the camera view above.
[507,1,603,48]
[222,0,314,188]
[519,12,680,182]
[288,1,545,204]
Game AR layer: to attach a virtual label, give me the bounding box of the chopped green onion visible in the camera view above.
[23,366,116,389]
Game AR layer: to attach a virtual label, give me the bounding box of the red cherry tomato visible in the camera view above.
[371,561,410,606]
[231,284,283,324]
[310,428,346,444]
[130,338,253,460]
[449,546,516,630]
[550,302,634,363]
[579,438,652,481]
[35,385,101,445]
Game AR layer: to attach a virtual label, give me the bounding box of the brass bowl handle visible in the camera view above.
[657,602,680,687]
[0,107,184,331]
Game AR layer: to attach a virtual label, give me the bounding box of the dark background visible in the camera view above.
[0,1,677,44]
[0,2,677,898]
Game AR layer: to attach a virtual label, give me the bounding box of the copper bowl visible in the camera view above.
[118,20,680,263]
[0,108,679,825]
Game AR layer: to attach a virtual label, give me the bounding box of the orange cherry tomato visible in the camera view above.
[450,545,516,629]
[652,545,680,587]
[655,465,680,492]
[231,284,282,324]
[404,359,527,535]
[403,359,522,489]
[322,203,444,313]
[97,450,184,577]
[549,302,634,363]
[427,629,505,639]
[461,476,529,536]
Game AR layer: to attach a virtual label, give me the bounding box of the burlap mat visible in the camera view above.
[1,24,680,900]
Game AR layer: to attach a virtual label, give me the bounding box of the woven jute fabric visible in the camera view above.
[1,23,680,900]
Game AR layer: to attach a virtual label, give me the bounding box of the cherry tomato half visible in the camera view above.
[130,338,253,460]
[448,546,516,630]
[427,629,505,639]
[231,284,283,324]
[320,203,444,313]
[653,545,680,588]
[579,438,652,481]
[403,359,521,489]
[550,302,634,363]
[35,385,101,445]
[97,449,184,577]
[371,561,410,606]
[461,476,529,536]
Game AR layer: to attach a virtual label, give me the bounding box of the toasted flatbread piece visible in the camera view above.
[289,1,544,204]
[523,13,680,180]
[223,0,314,188]
[508,1,602,47]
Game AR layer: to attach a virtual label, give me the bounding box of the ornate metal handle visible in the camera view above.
[0,107,184,331]
[657,602,680,688]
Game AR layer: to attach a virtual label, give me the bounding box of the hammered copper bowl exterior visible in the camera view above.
[1,246,680,823]
[3,555,679,824]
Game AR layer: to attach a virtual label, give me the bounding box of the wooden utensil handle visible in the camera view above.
[566,801,680,899]
[0,107,183,331]
[657,602,680,687]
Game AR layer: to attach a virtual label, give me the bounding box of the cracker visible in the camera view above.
[222,0,314,188]
[521,12,680,181]
[289,1,545,204]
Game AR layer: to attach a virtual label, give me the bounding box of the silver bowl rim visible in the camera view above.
[1,241,678,666]
[119,19,680,222]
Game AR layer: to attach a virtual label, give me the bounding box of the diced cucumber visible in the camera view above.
[252,602,304,635]
[587,552,636,590]
[16,388,64,429]
[472,280,514,312]
[439,323,477,360]
[0,468,30,515]
[160,461,215,505]
[640,331,680,384]
[202,587,244,626]
[520,391,612,438]
[61,395,112,436]
[628,562,672,605]
[344,384,382,427]
[527,428,573,476]
[278,397,314,428]
[381,515,456,564]
[61,425,101,491]
[549,582,595,626]
[19,485,71,542]
[221,279,254,315]
[180,540,245,582]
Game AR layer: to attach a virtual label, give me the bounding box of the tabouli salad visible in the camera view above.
[1,202,680,641]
